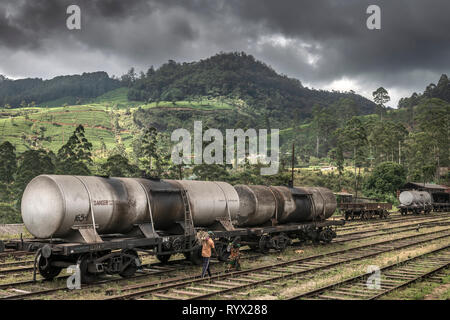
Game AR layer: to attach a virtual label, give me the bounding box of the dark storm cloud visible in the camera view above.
[0,0,449,106]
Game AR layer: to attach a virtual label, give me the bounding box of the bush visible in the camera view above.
[364,161,406,200]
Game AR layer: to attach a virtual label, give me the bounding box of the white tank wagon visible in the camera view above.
[21,175,240,240]
[7,175,343,283]
[398,190,433,215]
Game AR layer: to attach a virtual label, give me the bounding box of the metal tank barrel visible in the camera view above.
[21,175,151,239]
[170,180,239,226]
[271,186,337,223]
[234,185,276,226]
[21,175,240,239]
[21,175,337,240]
[399,191,432,206]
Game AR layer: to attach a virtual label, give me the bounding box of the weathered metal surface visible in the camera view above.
[234,185,276,226]
[296,187,337,220]
[21,175,337,240]
[274,186,337,223]
[21,175,154,239]
[339,202,392,210]
[269,186,297,222]
[170,180,239,226]
[22,176,243,239]
[399,190,432,206]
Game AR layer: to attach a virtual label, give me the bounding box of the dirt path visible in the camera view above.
[424,283,450,300]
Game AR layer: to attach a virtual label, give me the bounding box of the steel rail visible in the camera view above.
[288,245,450,300]
[103,228,450,300]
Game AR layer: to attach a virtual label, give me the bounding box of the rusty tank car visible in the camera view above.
[4,175,343,283]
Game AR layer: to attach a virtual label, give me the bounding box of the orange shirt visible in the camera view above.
[201,238,215,257]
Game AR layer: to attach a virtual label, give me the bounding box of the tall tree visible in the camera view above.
[312,104,338,157]
[0,141,17,183]
[140,126,160,175]
[101,154,139,177]
[14,149,55,202]
[372,87,390,121]
[334,117,368,197]
[56,125,93,175]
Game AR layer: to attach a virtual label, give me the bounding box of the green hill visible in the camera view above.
[128,52,377,124]
[0,71,120,108]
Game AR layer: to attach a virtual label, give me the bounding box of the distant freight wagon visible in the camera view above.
[335,192,391,220]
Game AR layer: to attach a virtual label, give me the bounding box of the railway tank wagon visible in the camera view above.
[397,190,449,215]
[7,175,343,283]
[398,190,433,215]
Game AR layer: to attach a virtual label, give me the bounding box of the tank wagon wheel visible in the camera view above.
[37,254,62,280]
[77,254,97,284]
[319,228,335,244]
[258,235,272,253]
[215,241,231,262]
[360,212,367,221]
[156,254,172,264]
[272,233,291,251]
[187,246,203,265]
[119,249,139,278]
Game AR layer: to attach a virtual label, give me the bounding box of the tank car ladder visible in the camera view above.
[180,189,195,236]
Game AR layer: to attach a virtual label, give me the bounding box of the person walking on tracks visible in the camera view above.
[201,231,216,278]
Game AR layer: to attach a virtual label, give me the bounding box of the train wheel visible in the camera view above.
[188,247,203,265]
[119,250,139,278]
[319,228,335,243]
[37,254,62,280]
[77,255,97,284]
[215,242,230,262]
[272,233,291,251]
[156,254,171,264]
[258,235,271,253]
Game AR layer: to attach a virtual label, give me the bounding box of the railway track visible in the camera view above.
[335,213,448,231]
[335,216,450,242]
[1,215,449,281]
[0,250,32,260]
[0,249,264,299]
[288,245,450,300]
[2,215,448,281]
[102,227,450,300]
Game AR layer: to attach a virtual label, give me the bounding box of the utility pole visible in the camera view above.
[354,147,358,200]
[398,140,401,165]
[290,143,295,188]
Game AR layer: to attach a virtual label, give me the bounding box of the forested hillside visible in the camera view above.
[398,74,450,109]
[0,53,448,223]
[127,52,377,123]
[0,72,120,108]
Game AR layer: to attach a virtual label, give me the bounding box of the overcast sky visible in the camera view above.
[1,0,449,107]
